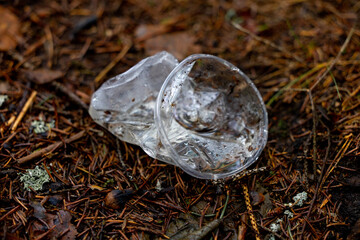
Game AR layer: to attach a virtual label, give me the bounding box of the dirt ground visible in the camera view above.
[0,0,359,239]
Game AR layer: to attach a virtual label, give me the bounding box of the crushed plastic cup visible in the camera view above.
[89,51,268,180]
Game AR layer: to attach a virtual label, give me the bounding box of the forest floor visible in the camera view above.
[0,0,359,239]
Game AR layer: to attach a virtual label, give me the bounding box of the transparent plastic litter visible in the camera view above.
[89,51,268,180]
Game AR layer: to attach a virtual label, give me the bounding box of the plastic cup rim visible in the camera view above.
[155,53,268,180]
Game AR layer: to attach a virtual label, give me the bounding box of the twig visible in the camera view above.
[17,130,86,164]
[11,91,37,132]
[51,81,88,110]
[299,120,331,238]
[171,191,231,240]
[308,90,318,178]
[175,219,222,240]
[310,26,355,91]
[231,22,304,63]
[302,132,312,189]
[95,42,132,84]
[1,131,18,149]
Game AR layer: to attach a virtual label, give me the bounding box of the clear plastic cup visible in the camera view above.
[89,52,268,180]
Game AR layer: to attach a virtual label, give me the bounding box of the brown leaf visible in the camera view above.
[135,24,168,42]
[250,191,265,206]
[29,209,78,240]
[22,69,64,84]
[144,32,201,59]
[0,6,21,51]
[30,201,46,220]
[48,210,78,240]
[29,221,46,240]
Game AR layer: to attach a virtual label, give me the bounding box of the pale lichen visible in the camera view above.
[19,166,50,191]
[155,179,162,192]
[31,119,55,134]
[284,191,308,207]
[284,209,294,218]
[268,234,276,240]
[269,218,282,233]
[293,191,308,207]
[0,95,8,107]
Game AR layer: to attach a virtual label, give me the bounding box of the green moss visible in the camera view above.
[19,166,50,191]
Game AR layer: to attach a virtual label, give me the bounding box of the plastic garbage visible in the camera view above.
[89,51,268,180]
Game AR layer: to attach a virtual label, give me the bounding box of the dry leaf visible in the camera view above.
[250,191,265,206]
[0,6,21,51]
[145,32,201,59]
[30,201,46,220]
[48,210,78,240]
[135,24,168,42]
[29,206,78,240]
[22,69,64,84]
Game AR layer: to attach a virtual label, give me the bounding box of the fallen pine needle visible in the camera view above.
[310,26,355,91]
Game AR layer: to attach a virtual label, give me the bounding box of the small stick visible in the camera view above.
[17,130,85,164]
[51,82,88,110]
[299,121,331,238]
[232,22,303,63]
[95,43,132,84]
[308,90,318,178]
[11,91,37,132]
[5,115,16,126]
[1,131,17,148]
[178,219,222,240]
